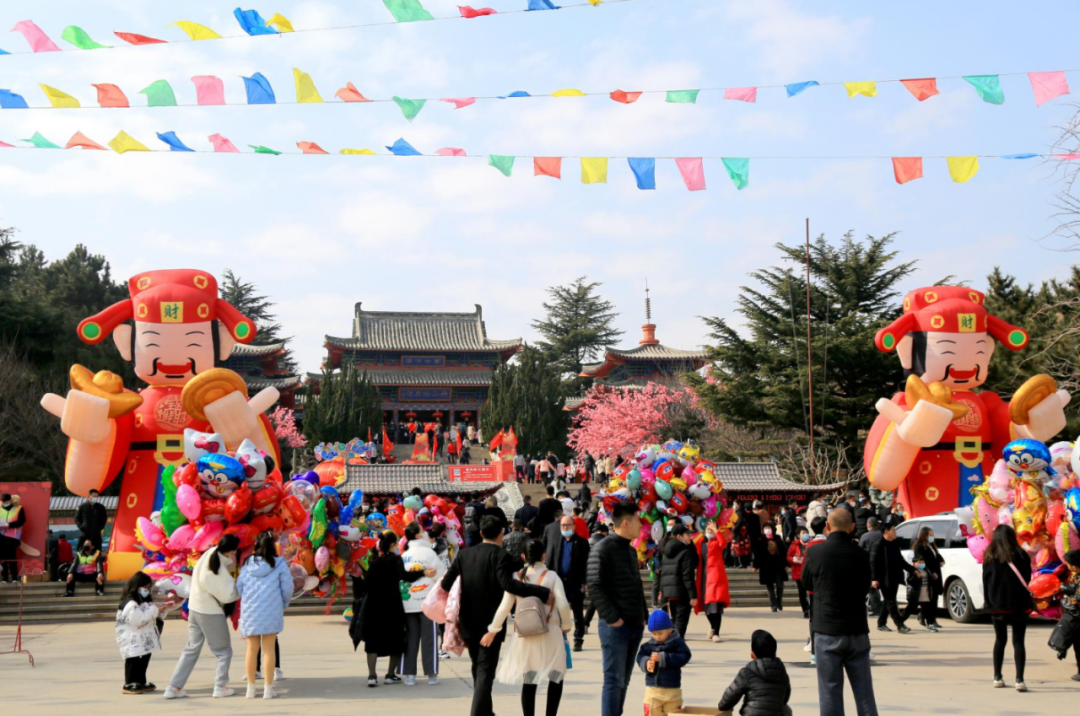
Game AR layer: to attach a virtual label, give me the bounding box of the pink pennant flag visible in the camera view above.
[459,6,497,18]
[1029,71,1070,107]
[192,76,226,106]
[675,157,706,191]
[0,140,14,148]
[208,133,239,153]
[1055,154,1080,161]
[441,97,477,109]
[723,86,757,103]
[92,84,130,108]
[335,82,371,103]
[435,148,467,156]
[12,20,61,52]
[891,157,923,184]
[610,90,642,104]
[900,78,939,102]
[65,132,107,150]
[298,142,329,155]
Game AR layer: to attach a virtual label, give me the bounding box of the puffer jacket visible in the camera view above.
[236,556,292,637]
[717,657,792,716]
[586,533,648,628]
[115,596,161,659]
[636,631,691,688]
[659,538,697,601]
[401,537,447,613]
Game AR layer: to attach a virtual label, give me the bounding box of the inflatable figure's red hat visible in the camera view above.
[874,286,1028,353]
[76,269,257,345]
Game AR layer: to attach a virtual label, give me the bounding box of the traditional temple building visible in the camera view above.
[566,289,709,409]
[320,303,521,427]
[223,342,303,410]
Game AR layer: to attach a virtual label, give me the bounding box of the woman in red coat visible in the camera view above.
[787,526,811,618]
[695,521,731,643]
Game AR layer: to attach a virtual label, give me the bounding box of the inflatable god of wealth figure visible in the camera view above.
[40,269,281,580]
[863,286,1070,518]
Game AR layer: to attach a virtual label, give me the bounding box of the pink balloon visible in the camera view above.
[681,465,698,485]
[967,534,990,563]
[191,521,225,552]
[136,516,166,551]
[315,545,330,572]
[166,524,195,551]
[974,495,999,536]
[640,468,655,482]
[1056,523,1079,561]
[703,496,718,518]
[177,483,202,521]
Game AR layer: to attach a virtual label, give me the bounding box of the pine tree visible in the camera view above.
[302,364,382,445]
[484,345,569,457]
[532,277,623,390]
[218,269,297,371]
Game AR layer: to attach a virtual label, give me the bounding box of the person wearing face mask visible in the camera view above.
[0,493,27,584]
[695,522,730,642]
[544,514,591,652]
[165,534,241,699]
[902,527,943,632]
[75,489,109,553]
[781,502,800,543]
[788,527,812,619]
[116,571,178,694]
[65,539,105,596]
[400,523,448,685]
[753,522,788,613]
[854,492,876,537]
[658,525,698,639]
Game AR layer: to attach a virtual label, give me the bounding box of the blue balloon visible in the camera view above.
[1066,487,1080,532]
[320,486,340,499]
[349,489,365,507]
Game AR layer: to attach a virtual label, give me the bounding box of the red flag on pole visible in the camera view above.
[368,427,373,443]
[490,429,505,451]
[456,429,462,457]
[382,427,394,455]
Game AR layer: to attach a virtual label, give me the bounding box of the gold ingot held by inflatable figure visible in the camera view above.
[904,374,970,421]
[181,368,248,423]
[69,364,143,418]
[1009,374,1057,426]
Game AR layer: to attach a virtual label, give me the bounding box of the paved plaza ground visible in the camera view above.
[2,607,1075,715]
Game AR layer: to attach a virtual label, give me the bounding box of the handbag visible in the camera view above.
[514,568,552,637]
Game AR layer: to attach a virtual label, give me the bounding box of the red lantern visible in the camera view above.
[433,411,444,419]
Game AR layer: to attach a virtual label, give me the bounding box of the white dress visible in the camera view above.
[489,565,572,686]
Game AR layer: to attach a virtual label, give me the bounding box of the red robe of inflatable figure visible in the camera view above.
[864,287,1070,519]
[41,269,281,581]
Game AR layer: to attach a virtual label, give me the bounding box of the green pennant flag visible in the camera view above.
[488,155,515,177]
[139,80,177,107]
[383,0,434,22]
[392,96,427,122]
[721,157,750,190]
[60,25,111,49]
[22,132,60,149]
[963,75,1004,105]
[249,145,283,155]
[666,89,700,104]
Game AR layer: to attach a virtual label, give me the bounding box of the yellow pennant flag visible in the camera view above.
[553,88,586,97]
[588,0,603,5]
[266,13,295,32]
[340,148,376,155]
[293,68,324,103]
[844,81,877,98]
[170,21,222,40]
[581,157,608,184]
[108,131,150,154]
[946,156,979,183]
[39,84,80,108]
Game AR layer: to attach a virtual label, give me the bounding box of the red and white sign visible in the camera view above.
[0,482,51,578]
[447,462,513,482]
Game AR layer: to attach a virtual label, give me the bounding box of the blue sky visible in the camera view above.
[1,0,1078,373]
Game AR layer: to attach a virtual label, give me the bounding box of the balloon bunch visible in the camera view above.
[956,438,1080,617]
[596,439,736,564]
[136,429,306,612]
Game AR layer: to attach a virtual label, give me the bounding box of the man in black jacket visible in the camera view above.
[75,490,108,551]
[858,517,883,616]
[854,491,875,536]
[441,516,552,716]
[587,502,648,716]
[513,494,538,531]
[871,518,914,634]
[532,485,561,534]
[658,525,698,639]
[462,493,486,548]
[544,515,591,651]
[801,509,878,716]
[781,500,799,543]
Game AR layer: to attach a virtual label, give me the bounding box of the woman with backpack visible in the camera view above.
[982,524,1033,691]
[482,538,571,716]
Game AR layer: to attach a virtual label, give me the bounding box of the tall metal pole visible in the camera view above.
[805,218,815,474]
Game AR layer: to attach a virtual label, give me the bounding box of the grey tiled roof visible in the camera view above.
[230,342,285,356]
[51,496,119,512]
[607,343,709,361]
[365,368,494,386]
[326,303,521,353]
[713,462,845,493]
[564,396,585,410]
[245,375,303,390]
[341,463,505,496]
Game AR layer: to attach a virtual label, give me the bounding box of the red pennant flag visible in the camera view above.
[92,84,130,108]
[459,6,497,18]
[382,427,394,455]
[490,429,505,451]
[114,31,167,45]
[297,141,329,154]
[892,157,923,185]
[900,78,939,102]
[610,89,642,104]
[335,82,371,103]
[65,132,107,150]
[534,157,562,178]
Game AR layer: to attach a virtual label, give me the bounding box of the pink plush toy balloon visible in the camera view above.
[190,521,225,552]
[315,545,330,572]
[681,465,698,486]
[177,483,202,521]
[967,534,990,563]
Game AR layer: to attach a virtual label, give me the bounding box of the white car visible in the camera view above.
[893,513,984,623]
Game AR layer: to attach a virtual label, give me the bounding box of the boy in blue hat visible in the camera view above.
[636,609,692,715]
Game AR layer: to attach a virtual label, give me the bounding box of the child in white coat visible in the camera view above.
[116,571,177,694]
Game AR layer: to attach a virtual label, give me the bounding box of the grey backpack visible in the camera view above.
[514,569,551,637]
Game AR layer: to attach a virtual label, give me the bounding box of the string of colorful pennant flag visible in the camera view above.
[0,1,629,57]
[1,67,1073,116]
[3,128,1077,190]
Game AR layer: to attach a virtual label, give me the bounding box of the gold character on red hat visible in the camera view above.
[39,269,281,581]
[863,286,1070,519]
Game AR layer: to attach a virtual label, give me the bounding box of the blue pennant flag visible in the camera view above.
[628,158,656,190]
[528,0,559,9]
[0,89,29,109]
[234,8,279,36]
[497,90,531,99]
[387,138,421,156]
[243,72,276,104]
[0,47,9,56]
[1001,153,1039,160]
[785,81,819,98]
[156,131,194,152]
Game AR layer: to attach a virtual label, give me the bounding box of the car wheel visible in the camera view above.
[946,578,975,623]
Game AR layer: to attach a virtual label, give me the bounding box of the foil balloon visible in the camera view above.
[1058,522,1079,560]
[655,480,673,501]
[166,524,195,552]
[967,534,990,563]
[190,521,225,552]
[403,495,423,512]
[626,469,642,491]
[136,517,166,552]
[669,478,687,492]
[154,573,192,599]
[176,483,202,521]
[650,520,664,543]
[655,461,675,482]
[1067,487,1080,532]
[315,545,330,572]
[287,480,319,512]
[669,492,689,513]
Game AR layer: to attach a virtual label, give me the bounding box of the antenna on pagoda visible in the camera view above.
[641,278,659,346]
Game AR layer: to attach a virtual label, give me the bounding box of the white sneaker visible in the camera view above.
[255,671,262,680]
[428,677,439,685]
[869,652,877,663]
[803,642,813,652]
[246,684,257,699]
[711,635,721,643]
[405,675,416,686]
[273,668,285,682]
[263,685,279,699]
[992,679,1006,688]
[212,686,235,698]
[163,686,187,700]
[1015,681,1028,693]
